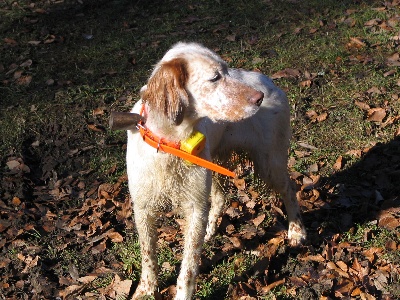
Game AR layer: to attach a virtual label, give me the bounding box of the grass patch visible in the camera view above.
[1,0,399,299]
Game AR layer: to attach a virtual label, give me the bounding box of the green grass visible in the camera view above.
[196,253,258,299]
[1,0,400,299]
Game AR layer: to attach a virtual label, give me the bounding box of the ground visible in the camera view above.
[0,0,399,299]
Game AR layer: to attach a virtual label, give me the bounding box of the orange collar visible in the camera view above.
[137,105,236,178]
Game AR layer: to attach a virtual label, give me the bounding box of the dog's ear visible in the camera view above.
[142,58,189,125]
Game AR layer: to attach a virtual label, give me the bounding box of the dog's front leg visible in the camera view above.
[175,195,209,300]
[132,205,159,299]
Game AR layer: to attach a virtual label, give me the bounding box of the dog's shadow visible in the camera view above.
[196,135,399,299]
[307,135,400,237]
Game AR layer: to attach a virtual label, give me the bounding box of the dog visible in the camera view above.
[126,42,306,299]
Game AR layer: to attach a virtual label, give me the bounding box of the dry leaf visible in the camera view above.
[111,277,133,298]
[107,231,124,243]
[383,69,396,77]
[378,210,400,230]
[366,107,386,122]
[226,34,236,42]
[20,59,32,68]
[93,107,105,116]
[11,197,21,206]
[87,123,106,132]
[261,278,285,293]
[348,37,366,48]
[354,100,370,111]
[77,275,97,284]
[28,40,41,46]
[233,178,246,190]
[300,79,312,87]
[343,17,356,27]
[6,160,20,170]
[333,156,344,170]
[4,37,18,46]
[252,214,265,227]
[364,18,381,27]
[395,126,400,136]
[229,236,243,248]
[21,255,39,273]
[317,112,328,122]
[16,75,32,86]
[271,68,301,79]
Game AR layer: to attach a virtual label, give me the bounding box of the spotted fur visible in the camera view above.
[126,42,306,300]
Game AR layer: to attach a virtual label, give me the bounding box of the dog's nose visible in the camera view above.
[249,91,264,106]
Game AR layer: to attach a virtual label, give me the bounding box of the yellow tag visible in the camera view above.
[180,131,206,156]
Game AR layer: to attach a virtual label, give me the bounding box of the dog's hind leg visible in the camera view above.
[253,152,306,246]
[132,205,159,299]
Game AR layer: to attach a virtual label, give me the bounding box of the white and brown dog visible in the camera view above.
[126,42,306,299]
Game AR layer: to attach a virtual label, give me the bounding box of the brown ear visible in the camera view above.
[142,58,189,125]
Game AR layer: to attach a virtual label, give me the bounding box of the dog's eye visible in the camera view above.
[209,73,221,82]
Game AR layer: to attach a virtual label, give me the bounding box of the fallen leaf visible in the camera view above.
[28,40,41,46]
[15,75,32,86]
[252,214,265,227]
[378,210,400,230]
[233,178,246,190]
[77,275,97,284]
[333,156,345,170]
[12,197,21,206]
[383,69,396,77]
[6,160,20,170]
[21,255,39,273]
[346,149,363,157]
[343,17,356,27]
[87,123,106,133]
[387,53,400,66]
[20,59,33,68]
[226,34,236,42]
[260,278,285,294]
[4,37,18,46]
[364,18,381,27]
[366,86,383,94]
[229,236,243,248]
[93,107,105,116]
[298,141,318,150]
[354,100,370,111]
[300,79,312,87]
[59,285,83,298]
[299,254,325,262]
[395,126,400,136]
[317,112,328,122]
[366,107,386,122]
[271,68,301,79]
[111,277,133,298]
[107,231,124,243]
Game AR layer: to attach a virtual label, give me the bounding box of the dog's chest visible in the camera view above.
[127,142,210,211]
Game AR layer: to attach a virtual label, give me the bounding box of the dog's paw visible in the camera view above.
[131,291,161,300]
[131,281,161,300]
[288,222,307,247]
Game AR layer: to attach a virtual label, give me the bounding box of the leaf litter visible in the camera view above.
[1,0,400,299]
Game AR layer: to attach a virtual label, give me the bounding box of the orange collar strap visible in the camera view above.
[137,105,236,178]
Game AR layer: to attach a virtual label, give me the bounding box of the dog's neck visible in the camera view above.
[143,105,198,143]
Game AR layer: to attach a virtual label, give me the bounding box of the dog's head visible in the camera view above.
[141,42,263,125]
